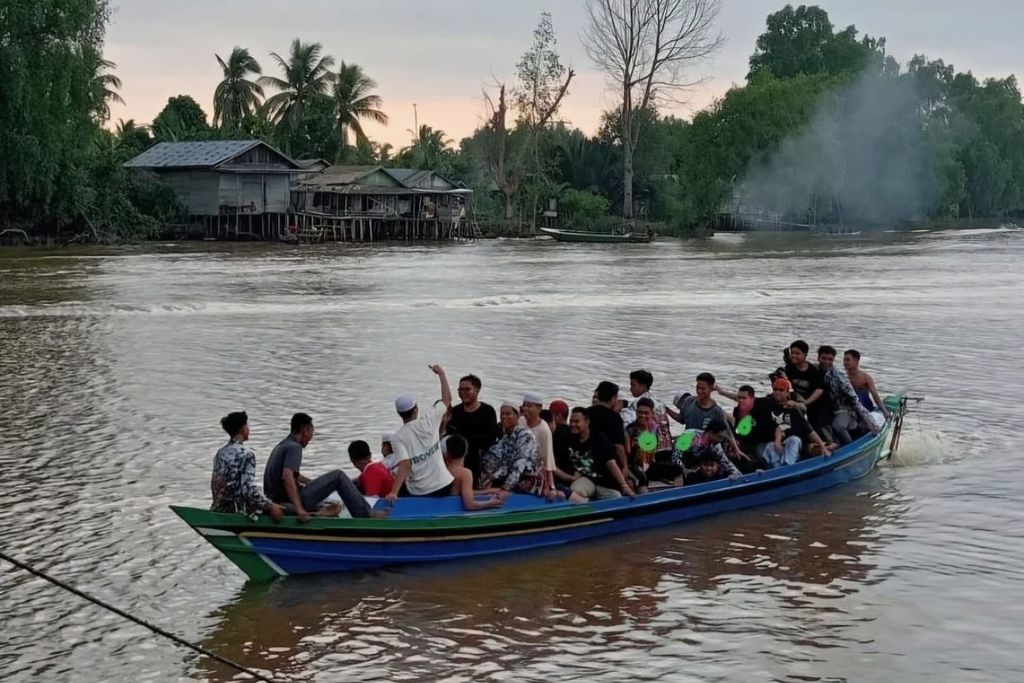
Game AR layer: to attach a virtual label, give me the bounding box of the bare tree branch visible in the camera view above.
[584,0,723,218]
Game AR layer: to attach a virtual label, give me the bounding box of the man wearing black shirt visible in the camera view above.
[590,381,629,472]
[755,378,830,467]
[566,407,635,503]
[785,340,833,441]
[447,374,498,485]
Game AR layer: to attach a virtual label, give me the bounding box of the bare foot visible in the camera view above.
[369,509,390,519]
[315,503,342,517]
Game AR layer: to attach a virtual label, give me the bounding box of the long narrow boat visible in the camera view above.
[539,227,654,243]
[173,396,908,582]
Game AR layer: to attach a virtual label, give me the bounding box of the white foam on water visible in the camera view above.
[886,427,953,468]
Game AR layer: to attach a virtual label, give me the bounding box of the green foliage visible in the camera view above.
[277,94,342,162]
[152,95,212,142]
[748,4,892,80]
[397,125,456,173]
[333,61,388,149]
[259,39,335,152]
[115,119,153,157]
[559,188,610,227]
[213,47,263,133]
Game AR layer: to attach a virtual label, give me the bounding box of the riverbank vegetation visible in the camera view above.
[5,2,1024,242]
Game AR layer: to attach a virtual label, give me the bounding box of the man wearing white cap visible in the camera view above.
[519,393,557,498]
[386,364,455,502]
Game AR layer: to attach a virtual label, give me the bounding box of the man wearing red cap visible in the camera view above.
[754,378,831,467]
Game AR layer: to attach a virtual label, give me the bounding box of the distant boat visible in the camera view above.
[539,227,654,244]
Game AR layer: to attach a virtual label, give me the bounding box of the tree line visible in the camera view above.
[5,1,1024,241]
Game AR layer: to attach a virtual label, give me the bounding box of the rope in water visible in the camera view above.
[0,550,276,683]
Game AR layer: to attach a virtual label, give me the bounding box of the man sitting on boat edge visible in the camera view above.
[211,411,285,521]
[263,413,384,521]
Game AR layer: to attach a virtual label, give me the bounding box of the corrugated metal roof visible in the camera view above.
[384,168,458,190]
[124,141,299,170]
[304,165,398,187]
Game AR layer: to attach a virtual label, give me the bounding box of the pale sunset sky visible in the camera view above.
[106,0,1024,148]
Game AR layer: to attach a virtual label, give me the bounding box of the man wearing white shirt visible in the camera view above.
[519,392,558,498]
[386,365,455,502]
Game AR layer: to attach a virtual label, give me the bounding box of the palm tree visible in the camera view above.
[83,47,124,122]
[259,39,335,134]
[375,142,394,164]
[332,61,388,147]
[213,47,263,132]
[115,119,153,156]
[401,124,453,170]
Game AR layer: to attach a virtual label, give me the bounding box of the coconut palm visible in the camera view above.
[115,119,153,156]
[332,61,388,147]
[259,39,335,133]
[400,124,454,170]
[213,47,263,131]
[83,47,124,122]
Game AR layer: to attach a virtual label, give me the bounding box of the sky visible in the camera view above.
[106,0,1024,148]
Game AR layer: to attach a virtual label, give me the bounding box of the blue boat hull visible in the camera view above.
[174,415,897,580]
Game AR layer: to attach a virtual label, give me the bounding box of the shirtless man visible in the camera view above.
[444,435,503,511]
[844,350,890,420]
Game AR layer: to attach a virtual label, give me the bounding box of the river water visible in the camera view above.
[1,229,1022,682]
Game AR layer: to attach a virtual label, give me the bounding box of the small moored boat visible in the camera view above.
[539,227,654,243]
[173,396,908,582]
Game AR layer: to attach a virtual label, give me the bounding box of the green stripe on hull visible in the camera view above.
[172,503,597,534]
[192,527,283,582]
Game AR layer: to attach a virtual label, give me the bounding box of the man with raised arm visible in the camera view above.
[387,364,456,502]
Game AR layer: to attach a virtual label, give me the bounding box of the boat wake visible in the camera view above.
[884,427,952,468]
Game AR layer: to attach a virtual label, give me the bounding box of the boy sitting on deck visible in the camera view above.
[685,449,731,486]
[348,440,395,498]
[443,435,504,511]
[686,419,742,481]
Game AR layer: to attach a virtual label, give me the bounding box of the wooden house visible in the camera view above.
[125,141,301,240]
[291,165,474,241]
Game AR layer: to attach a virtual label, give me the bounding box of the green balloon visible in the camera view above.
[736,415,754,437]
[637,431,658,452]
[675,431,695,451]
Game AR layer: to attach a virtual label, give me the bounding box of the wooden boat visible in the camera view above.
[539,227,654,243]
[173,396,908,582]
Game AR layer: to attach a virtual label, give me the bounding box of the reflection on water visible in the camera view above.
[197,483,902,683]
[2,231,1024,682]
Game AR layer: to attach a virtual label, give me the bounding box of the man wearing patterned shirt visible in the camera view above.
[211,412,284,520]
[818,346,880,444]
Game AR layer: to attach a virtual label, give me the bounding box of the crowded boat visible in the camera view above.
[208,341,890,520]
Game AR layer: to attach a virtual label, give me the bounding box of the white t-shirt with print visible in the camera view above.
[519,416,555,470]
[392,402,454,495]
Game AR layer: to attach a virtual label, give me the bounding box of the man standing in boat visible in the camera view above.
[386,364,456,502]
